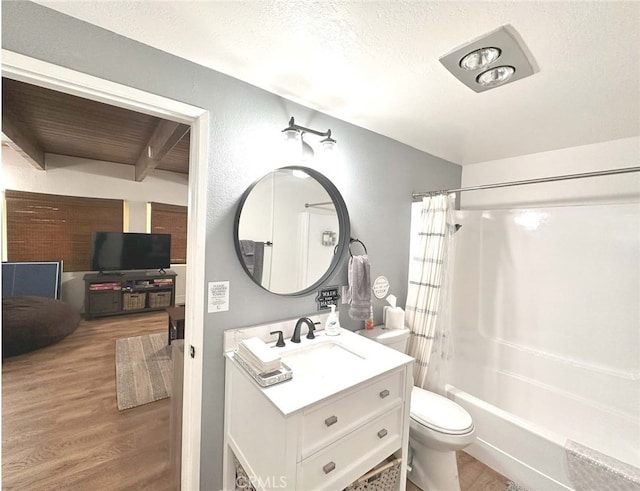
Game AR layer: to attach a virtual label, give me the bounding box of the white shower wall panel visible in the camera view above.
[451,203,640,468]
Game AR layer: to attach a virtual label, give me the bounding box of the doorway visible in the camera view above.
[1,49,209,489]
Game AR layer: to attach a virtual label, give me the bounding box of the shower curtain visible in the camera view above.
[405,194,456,391]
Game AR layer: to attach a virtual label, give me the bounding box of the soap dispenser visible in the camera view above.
[325,304,340,336]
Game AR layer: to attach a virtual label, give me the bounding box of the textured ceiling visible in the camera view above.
[34,1,640,165]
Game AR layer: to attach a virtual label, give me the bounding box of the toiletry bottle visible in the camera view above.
[365,305,374,330]
[325,304,340,336]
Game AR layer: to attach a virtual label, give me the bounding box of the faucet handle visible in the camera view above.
[306,322,320,339]
[269,330,285,347]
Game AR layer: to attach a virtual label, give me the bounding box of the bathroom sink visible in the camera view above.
[279,339,367,379]
[225,326,414,414]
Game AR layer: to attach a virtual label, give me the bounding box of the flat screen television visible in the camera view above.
[90,232,171,272]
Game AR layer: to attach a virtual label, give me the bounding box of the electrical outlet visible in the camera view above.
[341,286,349,304]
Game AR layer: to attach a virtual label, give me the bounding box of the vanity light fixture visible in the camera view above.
[439,25,538,93]
[282,117,336,162]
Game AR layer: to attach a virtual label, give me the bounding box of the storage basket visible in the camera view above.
[343,457,401,491]
[122,292,146,310]
[149,291,172,308]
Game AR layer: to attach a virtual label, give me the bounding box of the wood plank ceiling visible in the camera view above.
[1,77,190,180]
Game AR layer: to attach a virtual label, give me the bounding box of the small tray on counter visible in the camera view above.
[233,352,293,387]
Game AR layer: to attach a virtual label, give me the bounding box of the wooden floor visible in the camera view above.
[2,311,175,490]
[3,310,508,491]
[407,450,509,491]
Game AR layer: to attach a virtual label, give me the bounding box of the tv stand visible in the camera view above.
[83,270,176,319]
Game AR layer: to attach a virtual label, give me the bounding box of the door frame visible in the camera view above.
[1,49,209,490]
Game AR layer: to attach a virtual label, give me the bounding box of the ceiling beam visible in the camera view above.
[135,120,190,181]
[1,106,46,170]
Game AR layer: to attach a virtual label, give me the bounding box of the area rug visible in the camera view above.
[115,332,172,411]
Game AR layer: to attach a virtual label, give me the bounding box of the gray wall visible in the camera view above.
[2,3,462,489]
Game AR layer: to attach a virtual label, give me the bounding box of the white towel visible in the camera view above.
[237,337,281,373]
[347,255,371,320]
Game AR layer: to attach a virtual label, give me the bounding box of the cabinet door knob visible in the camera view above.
[379,389,390,399]
[324,415,338,427]
[377,428,388,439]
[323,461,336,474]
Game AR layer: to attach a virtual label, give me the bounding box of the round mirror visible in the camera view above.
[234,166,350,295]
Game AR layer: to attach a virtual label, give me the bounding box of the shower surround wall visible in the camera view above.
[449,137,640,490]
[451,203,639,488]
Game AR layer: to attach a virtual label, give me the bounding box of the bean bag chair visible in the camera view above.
[2,296,80,359]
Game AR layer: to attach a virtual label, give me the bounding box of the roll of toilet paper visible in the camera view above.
[383,306,405,330]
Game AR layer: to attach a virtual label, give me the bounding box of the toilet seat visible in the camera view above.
[410,386,473,435]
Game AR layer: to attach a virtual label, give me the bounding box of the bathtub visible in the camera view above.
[446,385,573,490]
[446,385,640,491]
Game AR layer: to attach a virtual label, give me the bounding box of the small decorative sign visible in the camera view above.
[208,281,230,313]
[372,276,390,299]
[322,231,337,246]
[315,286,341,311]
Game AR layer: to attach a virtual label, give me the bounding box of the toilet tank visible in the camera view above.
[358,326,410,353]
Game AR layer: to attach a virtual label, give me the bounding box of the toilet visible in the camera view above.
[359,326,475,491]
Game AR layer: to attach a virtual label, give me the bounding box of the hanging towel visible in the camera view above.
[239,240,255,256]
[239,240,265,282]
[347,254,371,320]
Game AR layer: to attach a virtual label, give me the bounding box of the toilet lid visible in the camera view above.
[410,387,473,435]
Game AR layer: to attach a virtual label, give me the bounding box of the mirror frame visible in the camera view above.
[233,166,351,296]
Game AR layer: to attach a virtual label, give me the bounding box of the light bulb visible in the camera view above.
[476,66,515,87]
[283,128,301,144]
[321,139,336,152]
[459,47,501,71]
[282,128,302,164]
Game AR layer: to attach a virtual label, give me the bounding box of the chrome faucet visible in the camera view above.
[291,317,318,343]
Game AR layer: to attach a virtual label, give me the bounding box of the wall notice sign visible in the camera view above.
[315,286,340,311]
[208,281,229,313]
[372,276,390,299]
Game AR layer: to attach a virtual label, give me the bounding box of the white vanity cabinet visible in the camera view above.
[222,329,414,491]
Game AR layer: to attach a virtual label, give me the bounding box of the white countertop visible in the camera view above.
[226,327,414,416]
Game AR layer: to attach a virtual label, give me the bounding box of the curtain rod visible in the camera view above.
[412,165,640,200]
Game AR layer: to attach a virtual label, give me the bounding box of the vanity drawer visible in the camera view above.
[298,406,403,491]
[301,369,404,458]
